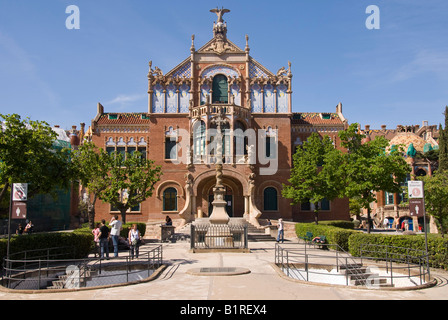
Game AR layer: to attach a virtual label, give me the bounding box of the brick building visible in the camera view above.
[87,8,350,226]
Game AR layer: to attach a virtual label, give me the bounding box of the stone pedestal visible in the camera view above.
[208,185,230,225]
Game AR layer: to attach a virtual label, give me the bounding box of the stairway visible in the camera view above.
[47,266,97,289]
[339,263,393,288]
[246,223,277,242]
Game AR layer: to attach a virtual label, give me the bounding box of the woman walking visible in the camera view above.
[128,224,141,259]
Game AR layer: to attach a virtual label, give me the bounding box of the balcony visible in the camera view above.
[190,103,250,120]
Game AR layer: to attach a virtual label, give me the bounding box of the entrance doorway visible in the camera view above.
[208,186,233,217]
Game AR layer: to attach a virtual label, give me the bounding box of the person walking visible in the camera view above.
[98,219,110,259]
[276,218,284,243]
[128,224,141,259]
[109,215,123,258]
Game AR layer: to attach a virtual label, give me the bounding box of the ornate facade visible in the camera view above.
[88,9,350,226]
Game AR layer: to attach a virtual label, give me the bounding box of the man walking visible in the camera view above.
[109,215,122,257]
[98,219,110,259]
[277,218,284,243]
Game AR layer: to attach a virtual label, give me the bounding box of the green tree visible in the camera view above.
[420,171,448,237]
[72,143,112,229]
[282,133,345,224]
[338,123,411,233]
[98,151,162,224]
[438,106,448,171]
[0,114,72,204]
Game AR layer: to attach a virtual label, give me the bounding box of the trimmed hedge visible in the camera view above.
[295,222,359,251]
[0,227,94,262]
[295,222,448,270]
[348,233,448,270]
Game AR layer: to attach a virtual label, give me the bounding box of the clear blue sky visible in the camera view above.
[0,0,447,131]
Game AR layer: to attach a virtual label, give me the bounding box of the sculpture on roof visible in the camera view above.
[210,7,230,23]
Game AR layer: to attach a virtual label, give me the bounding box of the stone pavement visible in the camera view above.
[0,239,447,302]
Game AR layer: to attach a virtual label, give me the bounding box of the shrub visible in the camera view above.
[348,233,448,270]
[0,228,94,262]
[295,222,359,251]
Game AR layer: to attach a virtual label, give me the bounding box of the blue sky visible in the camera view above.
[0,0,447,131]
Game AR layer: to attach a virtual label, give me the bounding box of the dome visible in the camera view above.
[388,133,426,152]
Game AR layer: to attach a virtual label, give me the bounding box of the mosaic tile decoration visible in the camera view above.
[201,65,239,78]
[231,84,241,106]
[277,84,288,113]
[251,83,262,112]
[179,83,190,113]
[166,83,178,113]
[173,62,191,78]
[249,62,269,78]
[152,83,165,113]
[264,84,275,112]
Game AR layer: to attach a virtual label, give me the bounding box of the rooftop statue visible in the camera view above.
[210,7,230,23]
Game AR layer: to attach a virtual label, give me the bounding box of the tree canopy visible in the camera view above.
[0,114,72,204]
[282,132,345,224]
[338,123,411,232]
[72,142,162,225]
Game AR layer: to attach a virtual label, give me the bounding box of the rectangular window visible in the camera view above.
[165,137,177,159]
[106,147,115,155]
[127,147,136,156]
[385,192,394,205]
[116,147,126,159]
[138,147,147,160]
[301,201,311,211]
[320,198,330,211]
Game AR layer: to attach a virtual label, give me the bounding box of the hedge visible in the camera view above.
[295,222,359,252]
[0,222,148,264]
[348,233,448,270]
[0,227,94,262]
[295,222,448,270]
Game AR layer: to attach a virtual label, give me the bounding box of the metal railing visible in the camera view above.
[275,241,431,288]
[359,243,430,286]
[190,223,248,250]
[2,245,163,291]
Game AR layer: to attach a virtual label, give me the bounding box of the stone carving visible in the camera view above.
[210,7,230,23]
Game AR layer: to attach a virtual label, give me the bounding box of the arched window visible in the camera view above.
[264,187,278,211]
[212,74,228,103]
[163,187,177,211]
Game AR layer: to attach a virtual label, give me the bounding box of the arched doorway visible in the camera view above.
[194,170,247,219]
[212,74,228,103]
[208,185,233,217]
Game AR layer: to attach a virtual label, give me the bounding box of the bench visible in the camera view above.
[299,232,313,244]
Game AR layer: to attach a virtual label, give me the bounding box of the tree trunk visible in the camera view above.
[0,182,9,204]
[120,208,127,224]
[367,207,372,234]
[88,206,95,229]
[314,202,319,225]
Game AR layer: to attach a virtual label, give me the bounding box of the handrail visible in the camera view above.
[275,241,430,288]
[2,245,163,290]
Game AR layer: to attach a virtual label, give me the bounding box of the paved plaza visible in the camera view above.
[0,239,447,302]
